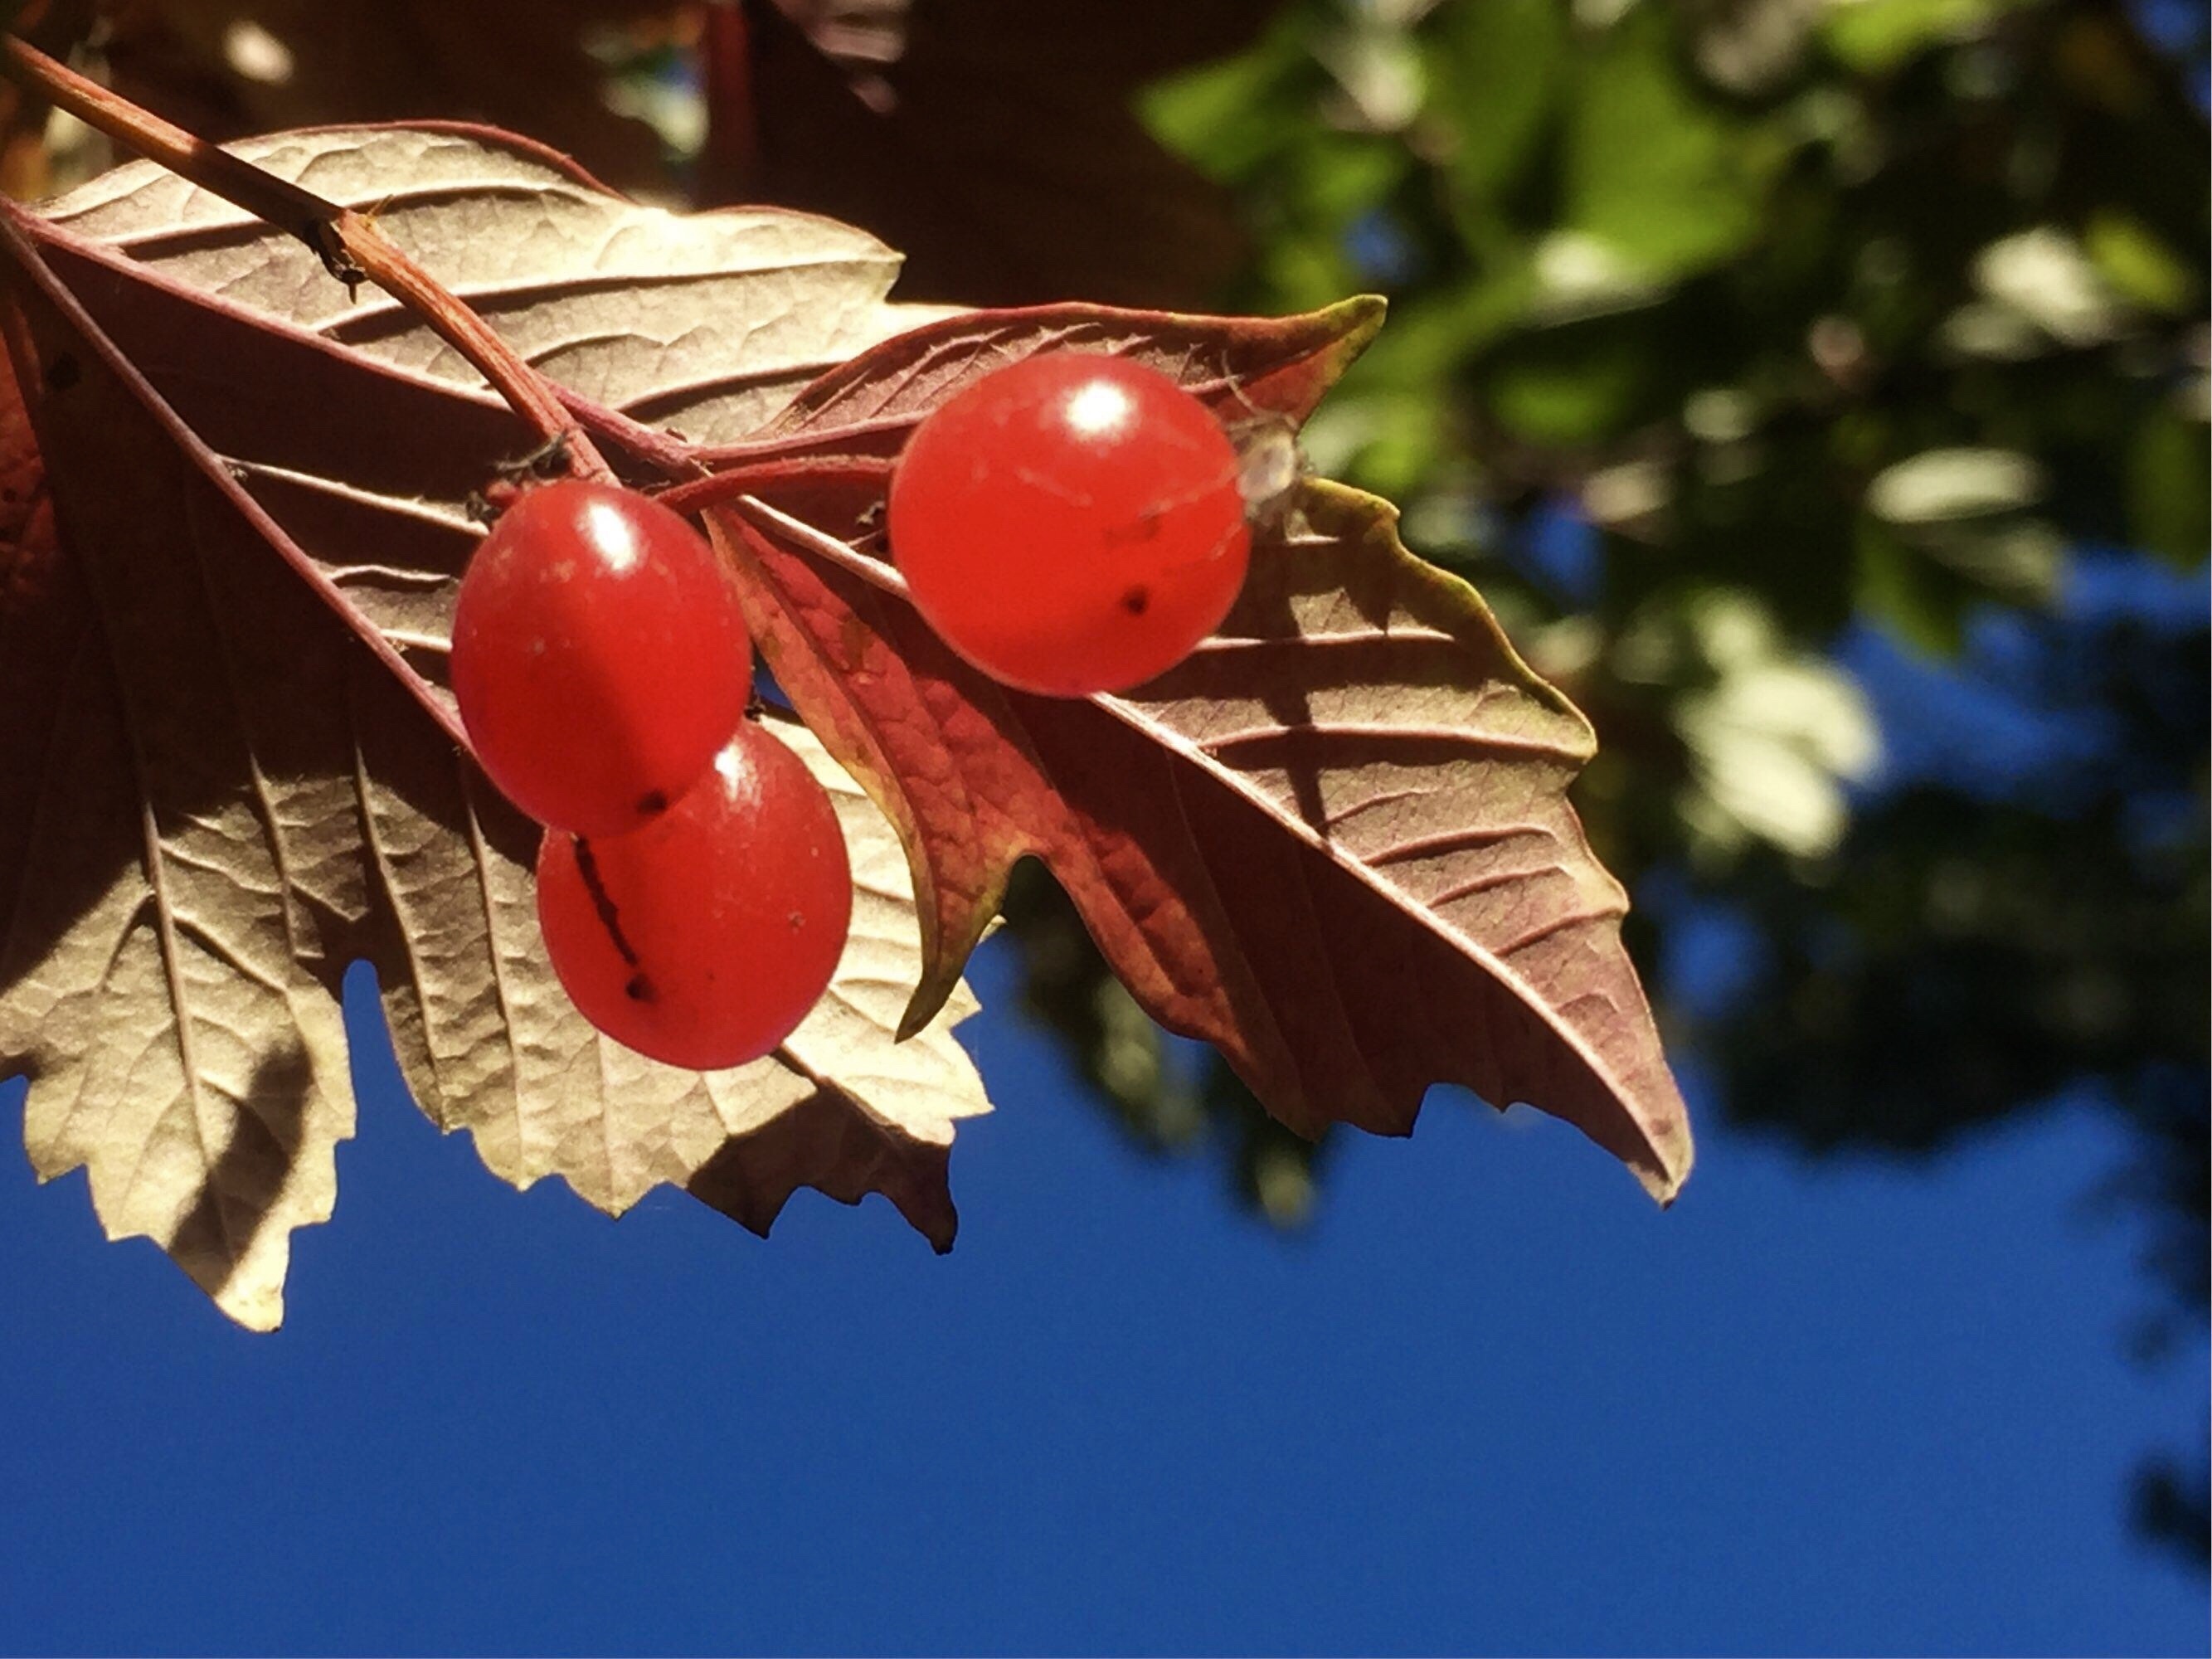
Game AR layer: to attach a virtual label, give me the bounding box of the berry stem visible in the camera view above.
[0,35,614,484]
[718,491,916,601]
[654,454,890,517]
[557,387,705,481]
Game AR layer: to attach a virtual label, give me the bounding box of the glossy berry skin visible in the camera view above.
[535,721,853,1072]
[887,353,1251,697]
[452,479,749,836]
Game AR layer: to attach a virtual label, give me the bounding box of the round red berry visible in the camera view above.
[887,353,1251,697]
[452,479,749,836]
[534,721,852,1073]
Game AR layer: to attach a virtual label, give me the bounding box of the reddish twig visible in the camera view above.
[720,494,909,598]
[0,35,612,481]
[655,455,891,515]
[555,386,706,483]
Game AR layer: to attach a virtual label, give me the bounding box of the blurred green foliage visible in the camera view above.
[998,0,2206,1566]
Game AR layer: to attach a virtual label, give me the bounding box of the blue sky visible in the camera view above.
[0,929,2204,1656]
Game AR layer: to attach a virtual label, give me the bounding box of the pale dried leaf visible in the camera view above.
[358,701,980,1217]
[2,677,352,1332]
[780,719,984,1145]
[42,124,916,441]
[0,307,372,1331]
[2,130,992,1321]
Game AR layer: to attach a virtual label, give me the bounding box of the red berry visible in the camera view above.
[452,479,749,836]
[534,721,852,1072]
[887,353,1251,697]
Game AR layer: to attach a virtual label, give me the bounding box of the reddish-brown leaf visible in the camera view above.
[710,308,1694,1198]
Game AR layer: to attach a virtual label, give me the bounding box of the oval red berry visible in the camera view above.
[451,479,749,836]
[534,721,853,1073]
[887,353,1251,697]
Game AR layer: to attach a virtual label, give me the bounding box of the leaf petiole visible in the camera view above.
[0,35,614,484]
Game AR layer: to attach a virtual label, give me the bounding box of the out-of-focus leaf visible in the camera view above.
[1685,0,1824,95]
[1426,0,1567,212]
[1921,521,2065,605]
[0,129,994,1325]
[1139,9,1310,186]
[1867,447,2046,521]
[1671,593,1880,859]
[1971,227,2123,347]
[2129,406,2212,569]
[763,0,912,94]
[1819,0,2022,71]
[1866,449,2061,605]
[1856,519,1969,658]
[1486,310,1662,445]
[1565,7,1778,281]
[2085,211,2199,316]
[1135,0,2210,1553]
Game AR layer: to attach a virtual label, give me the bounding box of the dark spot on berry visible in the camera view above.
[637,789,669,817]
[1121,586,1150,616]
[788,911,805,930]
[625,972,658,1004]
[46,354,79,393]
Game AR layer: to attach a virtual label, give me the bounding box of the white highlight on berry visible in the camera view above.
[1065,378,1135,440]
[582,497,644,575]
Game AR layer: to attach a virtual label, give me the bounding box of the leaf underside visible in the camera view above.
[0,128,989,1327]
[682,291,1690,1195]
[719,441,1691,1196]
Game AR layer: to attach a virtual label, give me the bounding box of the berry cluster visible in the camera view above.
[453,479,851,1071]
[450,355,1252,1068]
